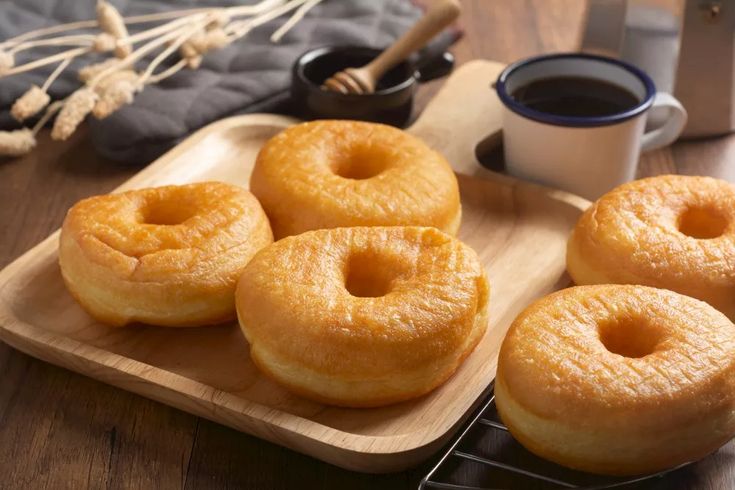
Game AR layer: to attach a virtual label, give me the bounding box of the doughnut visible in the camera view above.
[235,226,489,407]
[495,284,735,476]
[59,182,272,327]
[250,120,461,239]
[567,175,735,319]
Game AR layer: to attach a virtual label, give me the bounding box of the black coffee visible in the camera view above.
[511,76,639,117]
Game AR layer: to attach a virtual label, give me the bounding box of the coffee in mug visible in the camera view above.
[495,53,688,200]
[511,76,639,118]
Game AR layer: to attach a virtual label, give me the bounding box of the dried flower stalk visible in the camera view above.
[88,18,204,87]
[11,56,72,122]
[271,0,321,42]
[0,1,284,51]
[93,70,139,118]
[93,33,117,53]
[0,50,14,74]
[207,10,231,30]
[186,56,203,69]
[95,69,138,93]
[0,0,325,157]
[121,13,207,48]
[0,129,36,156]
[93,80,136,119]
[2,46,89,77]
[147,58,188,84]
[78,58,120,82]
[180,29,230,59]
[226,0,313,38]
[51,88,98,141]
[96,1,131,58]
[9,35,95,55]
[0,101,62,156]
[11,86,51,122]
[136,19,213,83]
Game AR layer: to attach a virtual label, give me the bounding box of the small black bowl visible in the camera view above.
[291,45,454,127]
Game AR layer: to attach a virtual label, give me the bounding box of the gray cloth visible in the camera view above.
[0,0,458,163]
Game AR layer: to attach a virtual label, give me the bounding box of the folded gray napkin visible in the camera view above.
[0,0,459,163]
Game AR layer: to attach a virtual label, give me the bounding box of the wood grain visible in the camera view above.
[0,61,589,473]
[1,1,733,488]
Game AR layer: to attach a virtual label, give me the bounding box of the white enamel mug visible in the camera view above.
[495,53,687,200]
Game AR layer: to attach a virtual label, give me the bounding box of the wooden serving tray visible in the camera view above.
[0,61,588,473]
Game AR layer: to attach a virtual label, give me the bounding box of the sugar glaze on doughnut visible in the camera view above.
[250,120,462,239]
[568,175,735,319]
[235,226,489,407]
[59,182,273,327]
[496,284,735,475]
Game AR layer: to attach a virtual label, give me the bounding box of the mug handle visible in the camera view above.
[640,92,688,152]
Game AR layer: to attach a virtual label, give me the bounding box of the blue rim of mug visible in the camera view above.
[494,52,657,127]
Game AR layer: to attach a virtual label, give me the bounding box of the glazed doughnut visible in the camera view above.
[250,120,461,239]
[567,175,735,319]
[496,285,735,476]
[235,226,489,407]
[59,182,272,327]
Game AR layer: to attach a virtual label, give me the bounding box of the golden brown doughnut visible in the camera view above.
[496,284,735,476]
[235,226,489,407]
[567,175,735,319]
[59,182,272,327]
[250,120,461,239]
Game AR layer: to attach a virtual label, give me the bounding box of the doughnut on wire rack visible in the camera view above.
[419,383,687,490]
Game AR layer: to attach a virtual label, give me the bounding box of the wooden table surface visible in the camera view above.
[2,1,734,488]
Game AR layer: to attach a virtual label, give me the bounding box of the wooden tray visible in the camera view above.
[0,60,588,473]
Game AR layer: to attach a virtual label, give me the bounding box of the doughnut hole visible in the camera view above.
[344,251,401,298]
[678,206,728,239]
[332,144,390,180]
[140,196,197,226]
[598,316,662,359]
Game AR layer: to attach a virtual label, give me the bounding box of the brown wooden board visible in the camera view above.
[0,61,588,472]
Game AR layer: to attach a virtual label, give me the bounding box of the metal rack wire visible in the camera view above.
[419,383,684,490]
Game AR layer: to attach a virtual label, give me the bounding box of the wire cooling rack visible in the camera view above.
[419,383,685,490]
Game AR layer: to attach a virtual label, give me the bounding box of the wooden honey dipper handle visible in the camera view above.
[365,0,461,83]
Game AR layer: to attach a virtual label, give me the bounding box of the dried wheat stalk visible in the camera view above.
[0,0,324,157]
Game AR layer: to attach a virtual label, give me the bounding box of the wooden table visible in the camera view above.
[1,1,733,488]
